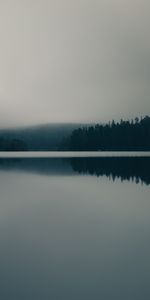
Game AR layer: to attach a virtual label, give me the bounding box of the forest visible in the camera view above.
[0,116,149,151]
[0,137,27,151]
[61,116,150,151]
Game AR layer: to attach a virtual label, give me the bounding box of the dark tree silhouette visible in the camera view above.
[63,116,150,151]
[0,138,28,151]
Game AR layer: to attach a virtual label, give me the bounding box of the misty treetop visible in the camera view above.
[62,116,150,151]
[0,124,79,151]
[0,116,150,151]
[0,138,27,151]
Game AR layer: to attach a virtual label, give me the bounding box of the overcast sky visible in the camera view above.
[0,0,150,127]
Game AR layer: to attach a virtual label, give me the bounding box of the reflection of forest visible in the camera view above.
[70,157,150,185]
[0,157,149,185]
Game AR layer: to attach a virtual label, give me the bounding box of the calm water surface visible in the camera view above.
[0,154,150,299]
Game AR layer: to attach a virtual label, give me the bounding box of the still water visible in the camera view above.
[0,154,150,300]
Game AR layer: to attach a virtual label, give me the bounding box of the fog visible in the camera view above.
[0,0,150,127]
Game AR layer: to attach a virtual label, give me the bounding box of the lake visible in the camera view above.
[0,153,150,299]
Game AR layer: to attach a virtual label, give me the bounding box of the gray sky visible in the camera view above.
[0,0,150,127]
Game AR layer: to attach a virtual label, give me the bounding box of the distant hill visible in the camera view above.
[0,123,84,151]
[0,116,149,151]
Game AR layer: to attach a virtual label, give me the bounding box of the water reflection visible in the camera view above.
[0,156,150,185]
[0,157,150,300]
[71,157,150,185]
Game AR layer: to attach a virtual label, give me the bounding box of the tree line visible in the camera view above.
[60,116,150,151]
[0,116,149,151]
[0,137,27,151]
